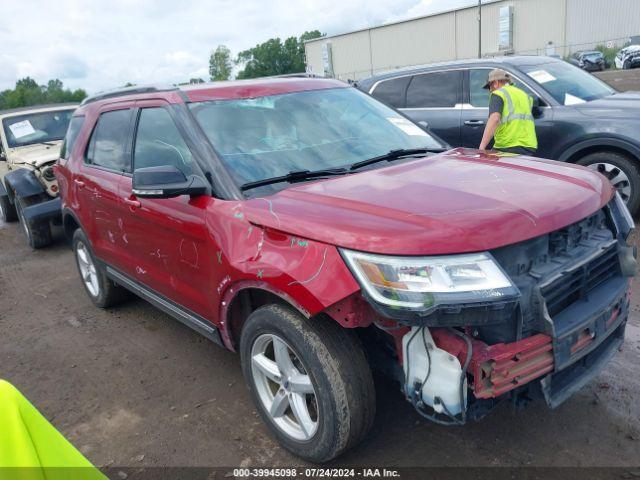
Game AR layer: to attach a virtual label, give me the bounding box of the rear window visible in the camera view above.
[370,76,411,108]
[405,71,462,108]
[60,116,85,160]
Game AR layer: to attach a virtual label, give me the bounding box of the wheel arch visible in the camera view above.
[3,168,45,203]
[220,282,311,352]
[560,137,640,165]
[61,207,87,244]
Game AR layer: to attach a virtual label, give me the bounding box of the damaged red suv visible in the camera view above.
[56,78,636,462]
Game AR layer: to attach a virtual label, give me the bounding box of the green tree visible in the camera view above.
[209,45,233,81]
[0,77,87,109]
[236,30,323,79]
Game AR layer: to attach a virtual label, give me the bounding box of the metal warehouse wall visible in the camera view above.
[565,0,640,51]
[305,0,639,81]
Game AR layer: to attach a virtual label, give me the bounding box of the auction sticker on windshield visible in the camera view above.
[527,69,556,84]
[387,117,427,136]
[8,120,36,139]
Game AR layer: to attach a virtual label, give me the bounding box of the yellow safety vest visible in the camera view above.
[491,85,538,150]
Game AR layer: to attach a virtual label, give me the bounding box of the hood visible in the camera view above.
[243,148,612,256]
[575,92,640,118]
[8,142,62,168]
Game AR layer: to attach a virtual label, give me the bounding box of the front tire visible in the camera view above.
[240,305,375,462]
[72,228,130,308]
[577,152,640,214]
[15,196,52,248]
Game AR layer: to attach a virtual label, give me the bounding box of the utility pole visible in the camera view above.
[478,0,482,58]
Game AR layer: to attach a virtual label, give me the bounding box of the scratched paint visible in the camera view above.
[288,248,328,286]
[178,239,199,268]
[217,275,231,294]
[135,266,147,275]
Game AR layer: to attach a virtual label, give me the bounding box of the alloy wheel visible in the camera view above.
[588,162,632,203]
[76,240,100,297]
[250,333,319,441]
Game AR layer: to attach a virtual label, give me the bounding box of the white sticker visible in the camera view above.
[387,117,427,137]
[564,93,587,105]
[8,120,36,139]
[527,70,556,84]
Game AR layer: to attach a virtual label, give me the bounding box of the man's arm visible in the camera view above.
[479,94,504,150]
[479,112,502,150]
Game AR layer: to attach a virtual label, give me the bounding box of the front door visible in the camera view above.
[462,68,555,153]
[118,102,218,319]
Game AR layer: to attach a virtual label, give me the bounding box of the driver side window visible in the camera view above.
[133,108,194,175]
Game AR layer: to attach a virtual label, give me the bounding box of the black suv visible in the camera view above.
[356,56,640,214]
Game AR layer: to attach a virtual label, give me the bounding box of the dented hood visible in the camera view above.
[243,148,613,256]
[8,142,62,168]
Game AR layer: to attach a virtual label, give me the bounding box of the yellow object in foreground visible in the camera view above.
[0,379,106,480]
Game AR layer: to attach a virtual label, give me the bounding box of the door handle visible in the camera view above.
[74,179,85,188]
[464,120,485,126]
[123,198,141,208]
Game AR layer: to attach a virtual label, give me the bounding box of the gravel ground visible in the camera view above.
[1,69,640,470]
[1,218,639,469]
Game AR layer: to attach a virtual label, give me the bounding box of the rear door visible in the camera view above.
[398,70,463,147]
[75,107,134,267]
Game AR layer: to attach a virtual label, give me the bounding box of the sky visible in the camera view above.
[0,0,474,94]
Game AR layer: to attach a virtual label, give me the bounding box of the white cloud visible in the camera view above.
[0,0,475,94]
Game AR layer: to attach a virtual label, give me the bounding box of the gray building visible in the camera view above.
[304,0,640,81]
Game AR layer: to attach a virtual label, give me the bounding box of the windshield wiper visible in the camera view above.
[349,148,446,171]
[240,168,349,191]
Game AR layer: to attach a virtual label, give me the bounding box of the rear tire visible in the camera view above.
[15,195,52,249]
[577,151,640,214]
[0,194,17,222]
[240,305,375,462]
[72,228,130,308]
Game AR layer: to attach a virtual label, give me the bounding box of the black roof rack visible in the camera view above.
[80,85,177,106]
[0,102,79,116]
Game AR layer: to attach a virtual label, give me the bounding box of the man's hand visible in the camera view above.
[479,112,502,151]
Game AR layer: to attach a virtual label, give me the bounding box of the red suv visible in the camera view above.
[56,79,636,462]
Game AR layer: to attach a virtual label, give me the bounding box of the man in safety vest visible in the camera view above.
[478,69,538,155]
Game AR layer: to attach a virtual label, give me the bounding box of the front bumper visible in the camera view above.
[21,197,61,224]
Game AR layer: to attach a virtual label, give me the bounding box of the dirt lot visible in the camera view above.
[1,217,640,470]
[2,70,640,471]
[595,68,640,92]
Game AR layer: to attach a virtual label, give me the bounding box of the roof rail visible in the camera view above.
[268,72,322,79]
[80,85,178,106]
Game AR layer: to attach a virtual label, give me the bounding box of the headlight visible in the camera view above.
[341,250,519,312]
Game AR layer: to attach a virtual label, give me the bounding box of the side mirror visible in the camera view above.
[132,165,207,199]
[0,151,6,161]
[418,120,430,131]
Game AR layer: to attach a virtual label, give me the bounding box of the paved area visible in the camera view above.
[1,218,639,468]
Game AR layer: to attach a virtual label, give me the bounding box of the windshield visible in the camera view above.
[189,87,445,189]
[521,61,614,105]
[583,52,602,60]
[2,109,75,148]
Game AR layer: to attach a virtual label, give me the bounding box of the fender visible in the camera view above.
[558,136,640,164]
[4,168,45,202]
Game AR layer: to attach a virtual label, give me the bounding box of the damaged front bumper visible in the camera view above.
[396,198,635,423]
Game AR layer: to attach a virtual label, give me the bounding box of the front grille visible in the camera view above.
[540,243,621,318]
[490,206,623,342]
